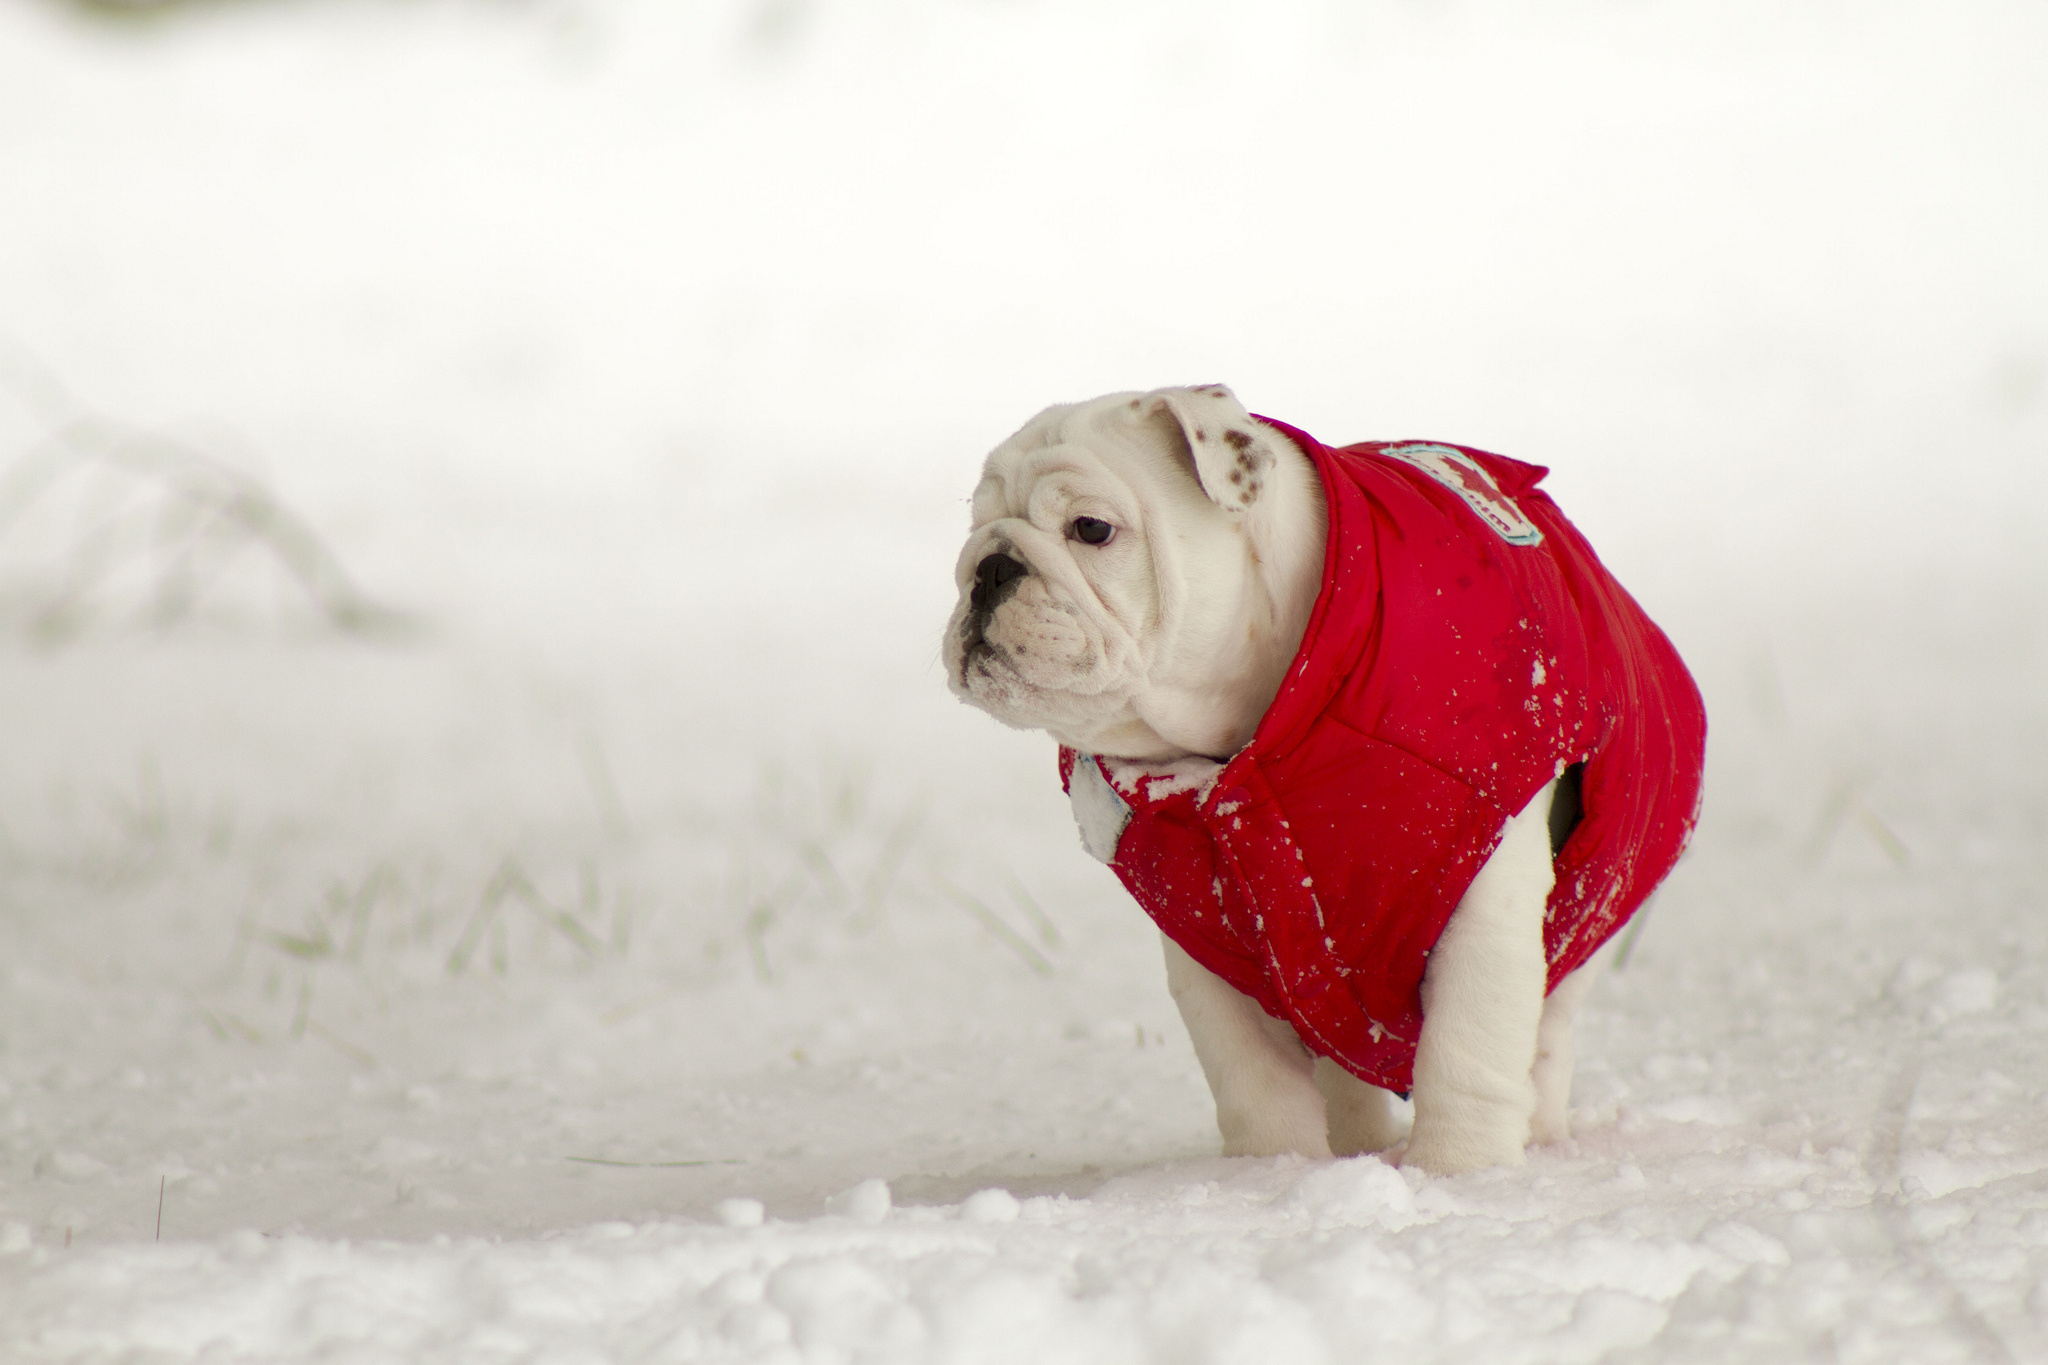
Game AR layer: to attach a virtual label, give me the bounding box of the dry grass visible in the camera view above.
[0,350,413,646]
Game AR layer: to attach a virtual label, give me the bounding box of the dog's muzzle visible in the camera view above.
[958,550,1030,671]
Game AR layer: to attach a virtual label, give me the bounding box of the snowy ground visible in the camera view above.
[1,1,2045,1360]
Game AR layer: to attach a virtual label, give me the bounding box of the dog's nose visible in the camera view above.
[970,552,1029,613]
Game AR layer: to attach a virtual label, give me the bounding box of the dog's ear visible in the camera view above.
[1141,384,1285,513]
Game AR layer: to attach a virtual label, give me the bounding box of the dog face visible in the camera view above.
[944,385,1325,763]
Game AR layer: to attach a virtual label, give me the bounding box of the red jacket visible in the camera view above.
[1059,422,1706,1094]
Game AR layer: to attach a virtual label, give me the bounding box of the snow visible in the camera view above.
[1102,755,1225,805]
[1,0,2046,1360]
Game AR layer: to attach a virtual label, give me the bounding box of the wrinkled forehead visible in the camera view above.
[971,399,1190,522]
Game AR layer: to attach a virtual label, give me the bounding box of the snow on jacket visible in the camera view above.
[1059,421,1706,1094]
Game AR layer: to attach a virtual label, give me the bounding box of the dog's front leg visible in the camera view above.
[1162,934,1332,1158]
[1403,782,1556,1175]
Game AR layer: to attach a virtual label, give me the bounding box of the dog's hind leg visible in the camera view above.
[1403,781,1556,1175]
[1162,934,1332,1158]
[1531,946,1607,1145]
[1315,1059,1409,1156]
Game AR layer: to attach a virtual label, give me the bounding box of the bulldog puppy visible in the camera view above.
[943,385,1702,1174]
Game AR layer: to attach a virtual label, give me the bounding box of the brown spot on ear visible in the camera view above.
[1193,427,1208,441]
[1235,451,1257,472]
[1223,429,1253,452]
[1129,399,1141,409]
[1228,468,1244,485]
[1206,387,1229,397]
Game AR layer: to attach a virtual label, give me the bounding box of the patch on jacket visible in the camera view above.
[1378,442,1544,546]
[1067,756,1131,863]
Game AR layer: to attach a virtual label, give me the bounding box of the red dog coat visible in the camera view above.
[1058,420,1706,1093]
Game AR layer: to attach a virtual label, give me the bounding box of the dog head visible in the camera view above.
[943,384,1325,762]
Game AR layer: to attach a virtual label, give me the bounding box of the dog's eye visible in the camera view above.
[1071,516,1115,546]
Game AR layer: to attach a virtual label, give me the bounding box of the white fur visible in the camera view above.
[1533,939,1609,1144]
[1316,1057,1411,1159]
[944,386,1323,761]
[946,385,1604,1175]
[1161,784,1585,1173]
[1162,936,1331,1157]
[1404,781,1558,1173]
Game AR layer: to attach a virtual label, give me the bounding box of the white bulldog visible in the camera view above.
[943,384,1605,1174]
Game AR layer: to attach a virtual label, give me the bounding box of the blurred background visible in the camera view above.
[0,0,2044,1241]
[7,0,2044,604]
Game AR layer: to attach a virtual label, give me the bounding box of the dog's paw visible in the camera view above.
[1219,1106,1334,1159]
[1528,1101,1572,1147]
[1220,1127,1335,1160]
[1320,1073,1410,1157]
[1399,1127,1527,1176]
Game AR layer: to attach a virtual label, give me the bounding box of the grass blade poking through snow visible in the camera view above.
[1005,872,1061,948]
[447,858,602,976]
[1810,784,1913,869]
[932,876,1055,978]
[857,797,926,926]
[0,349,414,645]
